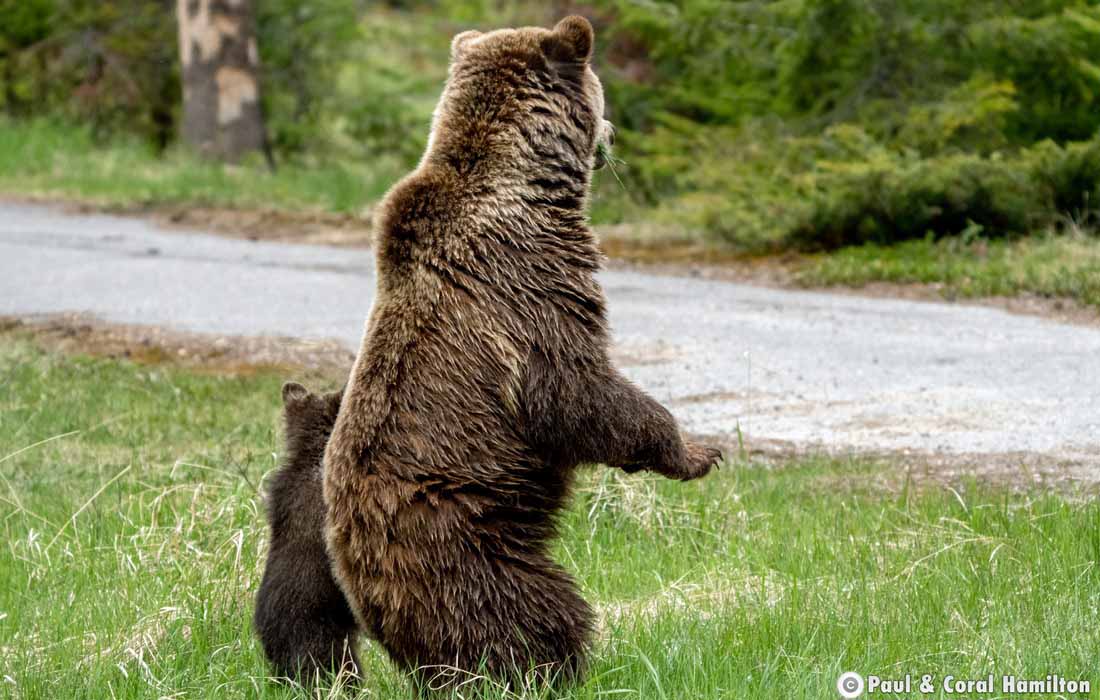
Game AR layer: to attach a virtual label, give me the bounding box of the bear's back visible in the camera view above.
[352,258,578,549]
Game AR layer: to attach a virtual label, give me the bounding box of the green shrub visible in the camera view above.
[614,116,1100,253]
[787,136,1100,251]
[0,0,60,115]
[1030,137,1100,224]
[788,153,1032,249]
[0,0,178,147]
[257,0,360,155]
[895,76,1019,156]
[969,5,1100,143]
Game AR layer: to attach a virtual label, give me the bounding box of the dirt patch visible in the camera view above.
[803,280,1100,328]
[1,314,352,381]
[5,194,374,248]
[721,435,1100,494]
[149,204,374,248]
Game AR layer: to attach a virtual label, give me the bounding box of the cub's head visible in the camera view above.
[427,15,614,177]
[280,382,342,466]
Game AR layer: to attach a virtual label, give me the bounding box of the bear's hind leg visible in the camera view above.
[409,556,594,691]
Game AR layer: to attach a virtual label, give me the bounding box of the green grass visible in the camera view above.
[1,339,1098,698]
[0,119,402,214]
[797,231,1100,307]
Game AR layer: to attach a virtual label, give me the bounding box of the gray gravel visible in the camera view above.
[2,203,1098,465]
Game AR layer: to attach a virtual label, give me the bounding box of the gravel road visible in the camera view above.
[2,203,1098,468]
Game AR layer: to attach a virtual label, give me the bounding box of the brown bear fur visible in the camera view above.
[253,382,362,683]
[323,15,721,688]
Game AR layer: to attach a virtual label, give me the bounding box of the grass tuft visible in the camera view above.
[797,230,1100,307]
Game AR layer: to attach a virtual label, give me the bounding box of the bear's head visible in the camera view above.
[280,382,343,467]
[424,15,615,179]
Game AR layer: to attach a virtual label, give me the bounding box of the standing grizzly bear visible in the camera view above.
[323,15,721,688]
[254,382,361,683]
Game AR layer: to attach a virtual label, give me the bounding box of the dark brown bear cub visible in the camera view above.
[323,14,721,691]
[254,382,360,683]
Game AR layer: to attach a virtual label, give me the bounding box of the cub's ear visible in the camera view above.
[281,381,309,405]
[451,30,482,60]
[325,387,345,415]
[542,15,594,64]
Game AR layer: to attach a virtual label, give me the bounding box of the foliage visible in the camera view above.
[788,135,1100,250]
[587,0,1100,250]
[0,0,178,147]
[594,0,797,128]
[896,75,1019,156]
[257,2,455,164]
[592,0,1100,138]
[2,0,1100,255]
[256,0,361,155]
[0,0,60,113]
[969,5,1100,142]
[625,120,1100,252]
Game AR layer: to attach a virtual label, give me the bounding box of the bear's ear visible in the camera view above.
[542,15,594,64]
[281,381,309,405]
[451,30,482,60]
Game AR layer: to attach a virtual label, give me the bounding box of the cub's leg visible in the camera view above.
[254,540,362,682]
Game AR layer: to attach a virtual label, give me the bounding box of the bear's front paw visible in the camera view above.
[673,442,722,481]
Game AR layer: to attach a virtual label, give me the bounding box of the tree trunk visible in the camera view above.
[176,0,269,162]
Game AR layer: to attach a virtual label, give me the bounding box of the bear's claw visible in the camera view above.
[677,442,723,481]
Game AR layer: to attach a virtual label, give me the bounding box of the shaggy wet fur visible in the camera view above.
[254,382,361,683]
[323,16,721,689]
